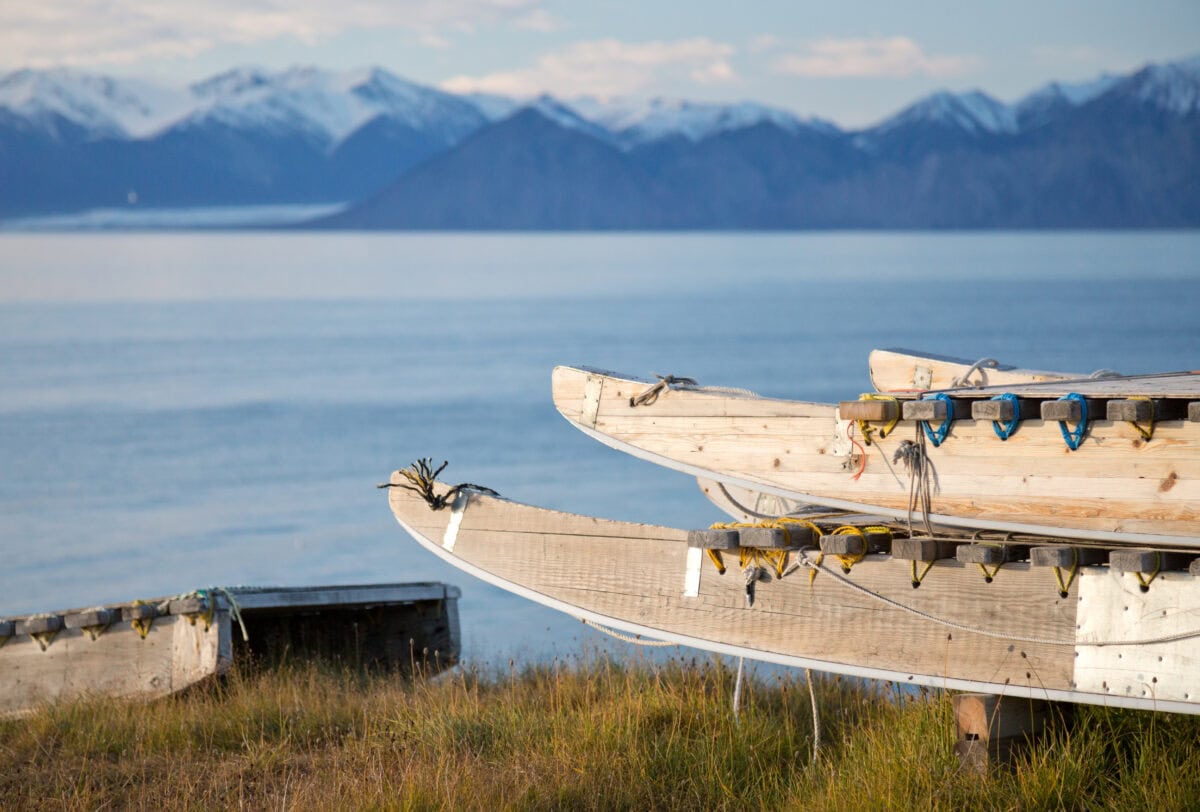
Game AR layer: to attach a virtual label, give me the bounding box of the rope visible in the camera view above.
[629,374,698,407]
[855,394,899,446]
[733,656,745,724]
[713,482,844,522]
[920,393,953,447]
[706,549,727,575]
[378,458,498,510]
[796,552,1200,647]
[828,525,890,573]
[990,393,1020,440]
[910,559,936,589]
[951,357,999,388]
[1134,551,1162,593]
[579,617,677,647]
[1056,393,1089,451]
[893,427,934,538]
[806,669,821,763]
[1052,548,1079,599]
[1126,395,1155,441]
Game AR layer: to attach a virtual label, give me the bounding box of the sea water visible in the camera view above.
[1,231,1198,662]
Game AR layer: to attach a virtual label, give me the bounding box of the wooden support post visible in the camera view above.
[1030,546,1107,568]
[1040,399,1082,422]
[1108,548,1193,574]
[971,399,1013,421]
[953,693,1070,773]
[1188,402,1200,422]
[687,529,740,550]
[902,399,953,421]
[1106,399,1156,422]
[64,609,117,631]
[955,544,1027,565]
[838,399,898,423]
[1191,558,1200,577]
[738,526,803,549]
[891,538,957,561]
[15,616,63,636]
[819,528,891,557]
[0,621,13,639]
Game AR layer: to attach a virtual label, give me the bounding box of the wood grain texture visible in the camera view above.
[868,349,1080,392]
[553,366,1200,544]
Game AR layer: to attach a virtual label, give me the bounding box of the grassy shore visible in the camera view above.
[3,655,1199,810]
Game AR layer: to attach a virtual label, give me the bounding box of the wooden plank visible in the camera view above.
[0,614,230,718]
[1040,399,1082,422]
[738,527,795,549]
[868,349,1079,393]
[971,399,1016,421]
[1191,558,1200,577]
[390,486,1095,706]
[225,583,451,610]
[1190,402,1200,422]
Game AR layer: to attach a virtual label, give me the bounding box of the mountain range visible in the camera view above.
[1,56,1197,228]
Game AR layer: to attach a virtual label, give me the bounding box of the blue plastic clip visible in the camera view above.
[921,393,954,447]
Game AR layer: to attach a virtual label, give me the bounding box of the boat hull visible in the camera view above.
[552,366,1200,547]
[387,477,1200,714]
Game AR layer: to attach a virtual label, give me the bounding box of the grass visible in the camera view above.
[3,655,1199,810]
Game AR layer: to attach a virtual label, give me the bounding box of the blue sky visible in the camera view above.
[4,1,1198,126]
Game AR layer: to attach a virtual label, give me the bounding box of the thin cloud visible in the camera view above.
[441,38,736,98]
[0,0,543,69]
[773,36,976,78]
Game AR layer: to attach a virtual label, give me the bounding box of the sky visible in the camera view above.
[2,1,1198,127]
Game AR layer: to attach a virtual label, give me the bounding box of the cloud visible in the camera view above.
[513,9,563,33]
[440,38,736,98]
[0,0,544,68]
[773,37,975,79]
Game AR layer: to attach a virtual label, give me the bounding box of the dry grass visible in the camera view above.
[2,655,1198,810]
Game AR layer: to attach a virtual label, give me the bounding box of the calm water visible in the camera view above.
[1,232,1198,662]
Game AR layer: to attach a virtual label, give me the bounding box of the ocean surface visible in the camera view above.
[2,231,1198,663]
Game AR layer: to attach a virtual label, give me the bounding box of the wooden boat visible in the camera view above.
[0,583,459,717]
[868,348,1085,393]
[386,472,1200,714]
[552,366,1200,548]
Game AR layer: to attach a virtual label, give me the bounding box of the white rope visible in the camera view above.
[805,668,821,763]
[579,617,677,647]
[797,552,1200,648]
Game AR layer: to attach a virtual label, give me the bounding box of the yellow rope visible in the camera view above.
[1052,548,1080,597]
[910,559,935,588]
[856,393,900,446]
[1134,551,1162,591]
[129,599,155,639]
[705,549,727,575]
[1127,395,1155,441]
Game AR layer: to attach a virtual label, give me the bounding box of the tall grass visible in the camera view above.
[2,655,1198,810]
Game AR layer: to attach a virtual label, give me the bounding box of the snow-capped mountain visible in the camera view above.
[565,96,839,146]
[0,68,192,139]
[1,54,1197,224]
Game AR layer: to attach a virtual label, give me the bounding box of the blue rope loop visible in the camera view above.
[920,393,953,447]
[1057,393,1089,451]
[990,393,1020,440]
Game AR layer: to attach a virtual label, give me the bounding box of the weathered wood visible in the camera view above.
[838,399,898,422]
[123,603,161,621]
[971,399,1015,421]
[168,597,209,615]
[1040,399,1082,422]
[1108,548,1193,573]
[688,529,740,550]
[902,399,951,421]
[892,538,958,561]
[553,366,1200,546]
[64,609,116,630]
[390,481,1200,713]
[819,529,891,556]
[956,544,1026,565]
[1190,402,1200,422]
[0,621,13,638]
[1107,399,1154,422]
[16,616,63,636]
[737,527,793,549]
[1191,557,1200,577]
[867,349,1079,393]
[1030,546,1108,568]
[953,693,1067,773]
